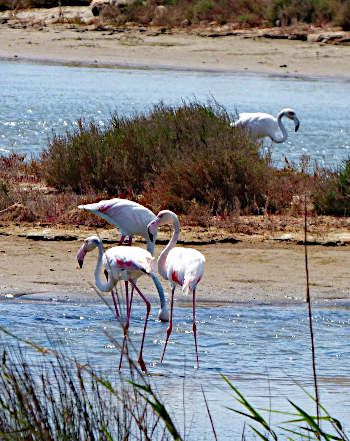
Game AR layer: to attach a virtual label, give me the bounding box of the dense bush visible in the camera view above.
[2,102,350,221]
[267,0,335,26]
[0,0,89,11]
[312,161,350,216]
[41,101,350,218]
[1,0,350,29]
[41,102,276,215]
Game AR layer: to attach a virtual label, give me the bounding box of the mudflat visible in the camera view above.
[1,7,350,308]
[0,6,350,77]
[1,222,350,307]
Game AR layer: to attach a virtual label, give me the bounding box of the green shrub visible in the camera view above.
[0,0,89,11]
[336,0,350,30]
[312,160,350,216]
[192,0,213,21]
[41,102,276,215]
[267,0,340,25]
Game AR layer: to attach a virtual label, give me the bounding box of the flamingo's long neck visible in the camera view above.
[158,214,180,280]
[146,231,157,256]
[94,241,114,292]
[273,111,287,143]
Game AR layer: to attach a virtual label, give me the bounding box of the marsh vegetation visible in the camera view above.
[1,101,350,229]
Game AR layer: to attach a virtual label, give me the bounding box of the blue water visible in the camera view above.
[1,61,350,168]
[1,60,350,438]
[1,300,349,439]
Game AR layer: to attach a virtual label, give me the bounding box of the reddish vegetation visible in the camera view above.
[1,103,350,240]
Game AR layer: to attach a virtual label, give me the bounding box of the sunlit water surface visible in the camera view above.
[1,300,350,439]
[1,61,350,438]
[1,61,350,168]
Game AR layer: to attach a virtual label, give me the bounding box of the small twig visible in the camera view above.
[241,422,246,441]
[88,282,115,315]
[201,385,217,441]
[304,194,320,431]
[0,202,21,216]
[183,357,186,438]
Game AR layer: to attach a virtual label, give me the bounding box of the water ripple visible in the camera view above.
[0,61,350,167]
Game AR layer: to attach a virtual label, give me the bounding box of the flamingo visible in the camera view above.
[147,210,205,368]
[232,108,300,143]
[78,198,169,322]
[77,235,156,372]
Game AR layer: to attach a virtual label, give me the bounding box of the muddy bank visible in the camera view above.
[0,7,350,77]
[1,222,350,308]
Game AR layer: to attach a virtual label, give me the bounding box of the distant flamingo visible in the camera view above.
[147,210,205,368]
[78,198,169,322]
[232,108,300,143]
[77,235,156,372]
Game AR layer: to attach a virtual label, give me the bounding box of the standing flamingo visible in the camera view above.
[147,210,205,368]
[77,235,156,372]
[232,108,300,143]
[78,198,169,322]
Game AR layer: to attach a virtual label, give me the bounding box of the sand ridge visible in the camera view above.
[1,8,350,307]
[1,222,350,307]
[0,7,350,77]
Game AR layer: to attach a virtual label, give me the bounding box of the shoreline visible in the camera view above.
[0,10,350,78]
[1,221,350,308]
[1,8,350,308]
[2,55,350,82]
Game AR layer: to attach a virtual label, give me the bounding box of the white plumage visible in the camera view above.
[232,108,300,143]
[78,198,156,251]
[77,235,155,372]
[163,247,205,296]
[148,210,205,367]
[78,198,169,322]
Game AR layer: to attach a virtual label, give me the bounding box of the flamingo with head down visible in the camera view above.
[77,235,157,372]
[147,210,205,368]
[78,198,169,322]
[232,108,300,143]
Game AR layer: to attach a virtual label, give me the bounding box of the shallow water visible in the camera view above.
[1,299,349,438]
[1,61,350,168]
[1,60,350,437]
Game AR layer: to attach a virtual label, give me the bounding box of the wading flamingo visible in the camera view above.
[78,198,169,322]
[147,210,205,368]
[232,108,300,143]
[77,235,156,372]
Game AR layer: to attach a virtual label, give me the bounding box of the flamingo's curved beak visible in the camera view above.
[148,218,160,243]
[294,117,300,132]
[77,245,87,269]
[148,227,154,243]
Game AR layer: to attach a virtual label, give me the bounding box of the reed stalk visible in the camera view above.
[304,193,320,428]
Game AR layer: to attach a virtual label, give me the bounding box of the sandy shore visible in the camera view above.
[0,6,350,77]
[1,222,350,308]
[1,8,350,309]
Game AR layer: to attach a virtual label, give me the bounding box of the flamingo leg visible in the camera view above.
[119,282,132,370]
[124,281,135,321]
[104,270,119,318]
[192,289,199,368]
[111,289,119,318]
[129,279,150,373]
[117,235,126,246]
[130,285,134,310]
[125,281,130,317]
[160,287,174,363]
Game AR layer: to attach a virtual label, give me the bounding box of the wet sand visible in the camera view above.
[0,7,350,77]
[1,226,350,308]
[1,8,350,308]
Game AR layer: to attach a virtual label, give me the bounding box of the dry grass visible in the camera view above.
[0,102,349,229]
[1,0,349,30]
[0,336,175,440]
